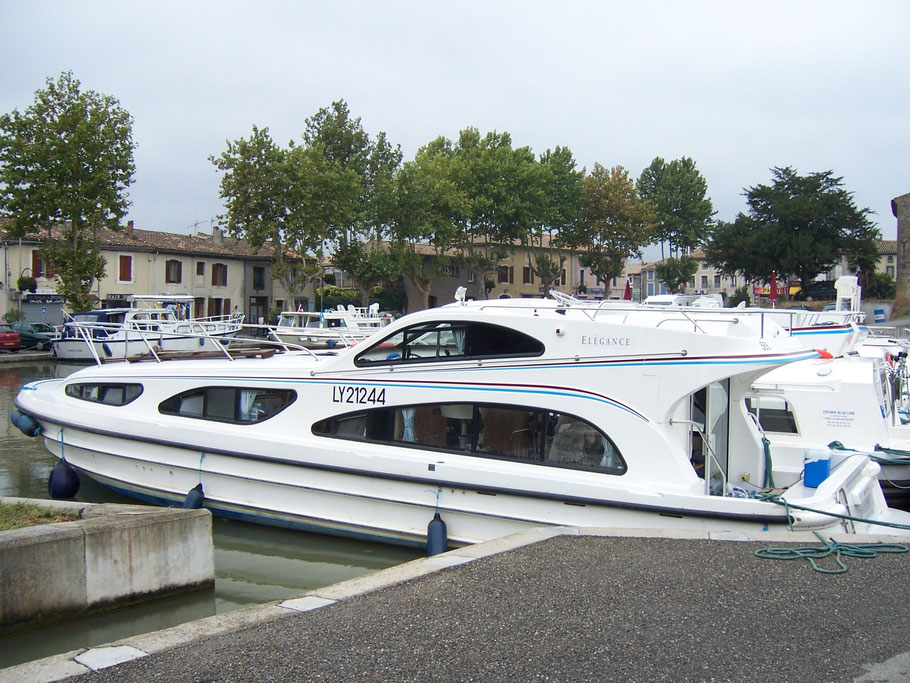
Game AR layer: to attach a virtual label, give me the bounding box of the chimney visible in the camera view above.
[127,220,134,232]
[213,226,223,246]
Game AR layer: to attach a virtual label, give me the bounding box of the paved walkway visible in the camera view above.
[5,527,909,682]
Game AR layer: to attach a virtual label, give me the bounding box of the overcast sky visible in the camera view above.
[2,0,908,255]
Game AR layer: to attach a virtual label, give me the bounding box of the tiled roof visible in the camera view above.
[877,240,896,255]
[2,221,280,260]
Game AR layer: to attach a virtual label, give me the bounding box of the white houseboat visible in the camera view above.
[15,291,909,547]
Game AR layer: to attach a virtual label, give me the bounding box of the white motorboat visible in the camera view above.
[53,294,244,362]
[14,291,909,548]
[268,304,390,350]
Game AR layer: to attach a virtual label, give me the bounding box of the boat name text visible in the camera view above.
[580,335,631,347]
[333,386,387,405]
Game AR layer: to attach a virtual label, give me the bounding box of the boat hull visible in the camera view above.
[32,416,901,548]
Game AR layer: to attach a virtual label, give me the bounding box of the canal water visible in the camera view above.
[0,360,421,669]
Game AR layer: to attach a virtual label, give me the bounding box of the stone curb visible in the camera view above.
[4,524,908,682]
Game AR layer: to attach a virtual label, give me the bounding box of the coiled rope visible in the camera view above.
[754,531,908,574]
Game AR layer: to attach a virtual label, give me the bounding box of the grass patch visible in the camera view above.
[0,502,79,531]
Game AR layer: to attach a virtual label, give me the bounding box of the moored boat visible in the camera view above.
[14,291,909,547]
[268,304,390,350]
[53,294,243,362]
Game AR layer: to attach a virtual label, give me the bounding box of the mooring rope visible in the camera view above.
[754,531,908,574]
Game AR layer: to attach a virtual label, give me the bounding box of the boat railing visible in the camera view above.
[542,291,867,340]
[670,418,728,497]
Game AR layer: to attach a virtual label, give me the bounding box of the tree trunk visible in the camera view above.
[893,193,910,314]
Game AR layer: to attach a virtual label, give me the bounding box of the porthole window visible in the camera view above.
[159,387,297,424]
[313,401,625,475]
[65,383,143,406]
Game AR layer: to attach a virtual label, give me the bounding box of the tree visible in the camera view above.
[211,125,358,308]
[526,146,583,291]
[562,164,657,286]
[393,136,469,309]
[655,256,699,293]
[704,167,879,291]
[304,101,400,305]
[0,72,135,311]
[638,157,714,259]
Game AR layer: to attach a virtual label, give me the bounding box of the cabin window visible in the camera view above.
[313,402,625,475]
[354,321,545,366]
[66,383,143,406]
[746,397,798,434]
[159,387,297,424]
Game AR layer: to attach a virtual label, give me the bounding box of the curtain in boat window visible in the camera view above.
[401,407,416,443]
[239,390,258,421]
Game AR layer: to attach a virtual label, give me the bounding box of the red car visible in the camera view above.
[0,324,21,353]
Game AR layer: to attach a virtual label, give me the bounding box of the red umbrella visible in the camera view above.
[623,279,632,300]
[768,271,778,302]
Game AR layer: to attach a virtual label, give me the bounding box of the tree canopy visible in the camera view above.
[704,167,878,289]
[637,156,714,259]
[211,124,359,305]
[0,71,135,311]
[561,163,656,286]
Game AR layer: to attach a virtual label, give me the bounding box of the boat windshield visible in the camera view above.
[355,321,544,365]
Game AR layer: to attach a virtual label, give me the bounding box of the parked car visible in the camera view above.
[0,324,22,353]
[793,280,838,301]
[11,322,56,350]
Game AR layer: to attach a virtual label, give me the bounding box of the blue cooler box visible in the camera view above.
[803,448,831,488]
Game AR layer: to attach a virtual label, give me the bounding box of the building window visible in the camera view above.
[887,266,895,278]
[165,259,182,284]
[468,270,475,283]
[647,270,654,281]
[701,276,709,289]
[888,256,894,263]
[31,250,54,279]
[560,269,567,286]
[118,255,133,283]
[714,275,722,288]
[579,269,585,286]
[253,266,265,290]
[498,266,514,284]
[196,262,205,277]
[731,276,737,286]
[522,267,534,285]
[647,282,654,297]
[212,263,228,287]
[444,264,460,277]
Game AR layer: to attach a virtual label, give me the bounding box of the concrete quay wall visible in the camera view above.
[0,498,213,633]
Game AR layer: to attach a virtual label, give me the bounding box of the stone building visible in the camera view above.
[0,223,309,325]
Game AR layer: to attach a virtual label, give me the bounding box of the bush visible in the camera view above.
[865,272,897,299]
[727,285,751,307]
[3,309,26,323]
[316,285,360,311]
